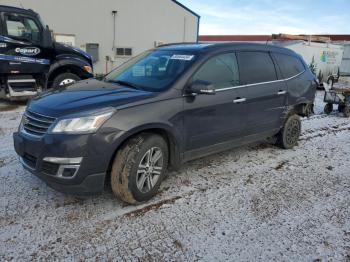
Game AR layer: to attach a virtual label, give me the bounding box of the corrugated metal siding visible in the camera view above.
[340,45,350,76]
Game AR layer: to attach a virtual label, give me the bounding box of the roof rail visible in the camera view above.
[157,42,200,47]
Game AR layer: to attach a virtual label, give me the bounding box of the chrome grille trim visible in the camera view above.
[22,110,56,137]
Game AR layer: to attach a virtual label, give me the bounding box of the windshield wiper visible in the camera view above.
[106,79,142,90]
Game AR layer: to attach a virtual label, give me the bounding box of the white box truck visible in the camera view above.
[274,40,344,86]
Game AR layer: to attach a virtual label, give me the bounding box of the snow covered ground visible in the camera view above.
[0,91,349,261]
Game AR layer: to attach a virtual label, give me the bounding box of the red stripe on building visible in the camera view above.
[199,35,350,42]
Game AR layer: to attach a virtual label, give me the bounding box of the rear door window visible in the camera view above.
[192,53,240,89]
[274,53,305,78]
[237,51,277,85]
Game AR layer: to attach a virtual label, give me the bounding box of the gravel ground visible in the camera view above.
[0,91,349,261]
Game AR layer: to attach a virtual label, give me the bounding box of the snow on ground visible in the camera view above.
[0,91,349,261]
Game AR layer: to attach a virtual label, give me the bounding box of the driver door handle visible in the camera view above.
[233,98,246,103]
[277,90,287,95]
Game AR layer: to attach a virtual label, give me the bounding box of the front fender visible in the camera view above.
[49,56,93,78]
[110,123,183,170]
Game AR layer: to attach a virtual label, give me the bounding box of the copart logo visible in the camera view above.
[15,47,40,56]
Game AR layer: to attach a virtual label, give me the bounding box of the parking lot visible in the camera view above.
[0,91,349,261]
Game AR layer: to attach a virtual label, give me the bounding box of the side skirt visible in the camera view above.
[182,129,280,163]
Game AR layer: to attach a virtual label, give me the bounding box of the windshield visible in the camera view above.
[104,50,196,92]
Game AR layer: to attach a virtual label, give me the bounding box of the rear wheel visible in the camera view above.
[52,73,81,88]
[324,103,333,115]
[276,114,301,149]
[111,133,168,204]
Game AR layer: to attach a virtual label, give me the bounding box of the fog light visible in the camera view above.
[57,165,80,178]
[42,157,82,179]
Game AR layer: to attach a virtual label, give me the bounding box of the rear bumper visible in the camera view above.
[13,127,125,195]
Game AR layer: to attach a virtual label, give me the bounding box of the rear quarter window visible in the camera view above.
[237,51,277,85]
[274,53,305,78]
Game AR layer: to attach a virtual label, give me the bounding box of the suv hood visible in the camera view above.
[28,79,156,117]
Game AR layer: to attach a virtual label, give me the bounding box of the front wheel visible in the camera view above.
[52,73,81,88]
[276,114,301,149]
[111,133,168,204]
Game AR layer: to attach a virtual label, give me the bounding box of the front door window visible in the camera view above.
[4,14,41,43]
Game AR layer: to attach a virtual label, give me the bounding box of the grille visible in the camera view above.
[22,110,56,137]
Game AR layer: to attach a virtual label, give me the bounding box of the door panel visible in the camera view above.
[236,51,287,135]
[183,90,246,152]
[183,52,246,156]
[0,12,50,74]
[235,81,287,135]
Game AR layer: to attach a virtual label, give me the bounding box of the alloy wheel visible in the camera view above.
[136,147,163,193]
[286,119,300,146]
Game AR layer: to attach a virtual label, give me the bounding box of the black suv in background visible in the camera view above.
[13,43,317,204]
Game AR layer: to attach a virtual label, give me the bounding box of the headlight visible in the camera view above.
[83,66,93,74]
[51,110,114,134]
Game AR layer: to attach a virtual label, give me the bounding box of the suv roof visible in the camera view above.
[0,5,37,16]
[157,42,298,56]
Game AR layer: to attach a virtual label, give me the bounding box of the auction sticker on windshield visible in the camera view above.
[170,55,194,61]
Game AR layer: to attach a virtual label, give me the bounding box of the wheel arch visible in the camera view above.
[105,125,182,186]
[290,97,314,117]
[48,58,93,88]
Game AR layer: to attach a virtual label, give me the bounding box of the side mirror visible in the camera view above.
[42,26,53,48]
[188,80,216,95]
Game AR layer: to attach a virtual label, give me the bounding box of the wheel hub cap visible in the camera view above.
[286,119,300,145]
[136,147,163,193]
[59,79,76,86]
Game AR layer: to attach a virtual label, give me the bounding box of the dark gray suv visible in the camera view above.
[13,43,317,204]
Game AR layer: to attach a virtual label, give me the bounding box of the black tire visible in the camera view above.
[276,114,301,149]
[111,133,168,204]
[324,103,333,115]
[344,106,350,118]
[52,73,81,88]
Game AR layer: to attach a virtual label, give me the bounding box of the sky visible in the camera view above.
[177,0,350,35]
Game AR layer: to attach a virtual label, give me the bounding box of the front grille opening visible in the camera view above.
[22,110,56,137]
[23,153,37,169]
[41,161,59,176]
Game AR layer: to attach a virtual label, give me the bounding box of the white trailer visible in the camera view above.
[274,40,344,84]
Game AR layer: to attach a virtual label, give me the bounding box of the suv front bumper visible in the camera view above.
[13,129,124,195]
